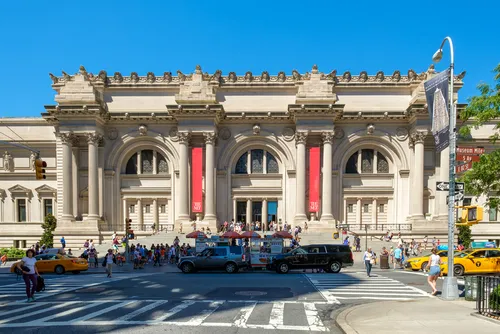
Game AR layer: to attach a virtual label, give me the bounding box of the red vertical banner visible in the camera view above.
[191,147,203,213]
[309,147,320,213]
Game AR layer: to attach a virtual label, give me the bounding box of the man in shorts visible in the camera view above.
[393,245,403,269]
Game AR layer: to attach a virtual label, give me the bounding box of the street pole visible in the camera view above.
[365,225,368,251]
[433,36,459,300]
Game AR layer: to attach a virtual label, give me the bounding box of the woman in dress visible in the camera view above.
[427,248,442,295]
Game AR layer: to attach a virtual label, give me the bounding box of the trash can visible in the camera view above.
[380,255,390,269]
[465,276,478,301]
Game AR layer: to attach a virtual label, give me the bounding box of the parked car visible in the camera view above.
[404,250,470,271]
[440,248,500,276]
[177,246,246,273]
[267,244,354,274]
[11,253,88,275]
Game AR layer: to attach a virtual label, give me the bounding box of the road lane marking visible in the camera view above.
[117,300,168,321]
[0,302,77,324]
[304,302,327,332]
[303,274,340,304]
[182,301,223,326]
[154,300,195,321]
[232,301,256,328]
[70,301,135,323]
[269,302,284,326]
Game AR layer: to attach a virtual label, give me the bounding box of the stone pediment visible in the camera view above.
[35,184,57,196]
[8,184,32,197]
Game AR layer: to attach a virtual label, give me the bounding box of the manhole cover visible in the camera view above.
[76,287,106,293]
[235,291,267,296]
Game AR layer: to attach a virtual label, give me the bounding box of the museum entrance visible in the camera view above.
[235,200,278,231]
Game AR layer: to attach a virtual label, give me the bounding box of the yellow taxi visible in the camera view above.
[11,253,88,275]
[440,248,500,276]
[405,250,465,271]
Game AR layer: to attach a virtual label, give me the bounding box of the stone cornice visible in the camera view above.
[287,104,345,121]
[166,104,225,123]
[42,104,110,125]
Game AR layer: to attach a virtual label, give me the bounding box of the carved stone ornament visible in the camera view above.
[334,127,345,139]
[218,127,231,140]
[97,70,107,81]
[177,70,186,82]
[253,124,261,135]
[163,72,172,82]
[261,71,270,82]
[169,127,179,141]
[113,72,123,83]
[30,152,37,171]
[146,72,156,83]
[244,71,253,82]
[177,131,191,144]
[59,132,77,145]
[295,131,308,145]
[49,73,58,84]
[359,71,368,82]
[211,70,222,83]
[277,71,286,82]
[395,127,409,141]
[411,130,427,144]
[3,151,13,172]
[203,131,217,145]
[195,65,202,74]
[292,70,301,81]
[321,131,335,144]
[86,132,103,145]
[228,72,237,83]
[408,69,417,81]
[107,127,118,140]
[392,70,401,82]
[282,127,295,142]
[130,72,139,83]
[376,71,384,82]
[366,124,375,135]
[343,71,352,82]
[312,64,319,74]
[138,124,148,136]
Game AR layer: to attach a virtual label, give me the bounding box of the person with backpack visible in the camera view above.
[16,249,40,302]
[103,249,116,278]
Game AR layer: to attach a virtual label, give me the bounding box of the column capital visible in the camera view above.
[295,130,309,146]
[178,131,191,144]
[321,131,335,144]
[85,132,104,145]
[410,130,428,144]
[59,132,78,145]
[203,131,217,145]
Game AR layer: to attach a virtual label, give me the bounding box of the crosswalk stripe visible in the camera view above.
[269,301,285,326]
[153,300,195,321]
[0,302,77,324]
[70,301,135,323]
[304,302,327,332]
[182,301,223,326]
[232,301,256,328]
[117,300,168,321]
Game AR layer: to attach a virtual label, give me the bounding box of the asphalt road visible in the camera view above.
[0,265,450,333]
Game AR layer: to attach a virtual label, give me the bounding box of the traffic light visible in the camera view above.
[35,159,47,180]
[456,205,483,226]
[126,218,132,232]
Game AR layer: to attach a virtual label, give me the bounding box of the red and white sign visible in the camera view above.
[456,147,485,155]
[456,161,473,174]
[456,154,480,162]
[191,147,203,213]
[309,147,320,213]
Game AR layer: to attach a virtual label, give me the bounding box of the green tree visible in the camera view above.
[457,225,472,248]
[39,214,57,247]
[459,64,500,209]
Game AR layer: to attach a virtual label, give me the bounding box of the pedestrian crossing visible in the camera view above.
[0,299,330,331]
[305,272,431,303]
[0,274,151,302]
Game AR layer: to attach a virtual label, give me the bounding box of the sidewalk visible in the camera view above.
[336,298,499,334]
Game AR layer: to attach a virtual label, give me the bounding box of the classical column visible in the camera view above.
[137,151,142,175]
[412,130,427,219]
[232,198,237,222]
[356,198,362,227]
[60,133,75,220]
[320,131,334,222]
[178,131,191,221]
[262,199,268,231]
[246,198,252,227]
[72,145,79,218]
[153,198,159,229]
[294,131,308,222]
[343,198,347,224]
[372,198,378,226]
[86,133,101,220]
[122,198,128,226]
[153,151,157,174]
[203,132,216,220]
[137,198,143,229]
[357,149,362,173]
[438,147,450,218]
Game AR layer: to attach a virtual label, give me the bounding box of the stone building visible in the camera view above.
[0,64,498,247]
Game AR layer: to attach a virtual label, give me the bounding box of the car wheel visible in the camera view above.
[55,265,65,275]
[329,261,341,273]
[72,271,80,274]
[421,262,428,271]
[453,264,465,276]
[181,262,194,274]
[225,262,237,273]
[277,262,289,274]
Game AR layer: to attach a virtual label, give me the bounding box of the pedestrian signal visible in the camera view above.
[35,159,47,180]
[455,205,483,226]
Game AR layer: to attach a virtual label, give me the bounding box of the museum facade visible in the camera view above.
[0,64,498,247]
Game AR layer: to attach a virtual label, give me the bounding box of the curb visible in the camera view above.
[470,312,500,326]
[333,304,368,334]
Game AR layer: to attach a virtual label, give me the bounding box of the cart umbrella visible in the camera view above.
[221,231,242,239]
[240,231,261,239]
[272,231,293,239]
[186,231,207,239]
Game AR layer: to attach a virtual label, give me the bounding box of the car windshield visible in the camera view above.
[291,248,307,255]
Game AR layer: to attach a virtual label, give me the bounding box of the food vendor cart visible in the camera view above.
[240,232,292,269]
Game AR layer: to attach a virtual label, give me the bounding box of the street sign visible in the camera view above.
[456,161,473,174]
[447,191,464,204]
[456,154,480,162]
[456,147,485,155]
[436,181,465,191]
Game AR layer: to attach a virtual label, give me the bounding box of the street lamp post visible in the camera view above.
[432,36,459,300]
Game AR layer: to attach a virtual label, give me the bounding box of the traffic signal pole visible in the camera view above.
[0,140,40,155]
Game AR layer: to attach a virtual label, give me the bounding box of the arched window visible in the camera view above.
[141,150,154,174]
[234,150,279,174]
[345,149,389,174]
[126,154,137,174]
[125,150,169,175]
[157,154,168,174]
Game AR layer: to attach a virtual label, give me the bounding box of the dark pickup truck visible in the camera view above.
[267,244,354,274]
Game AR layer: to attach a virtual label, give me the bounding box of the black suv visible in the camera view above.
[267,244,354,274]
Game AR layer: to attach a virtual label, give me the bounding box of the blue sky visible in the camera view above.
[0,0,497,117]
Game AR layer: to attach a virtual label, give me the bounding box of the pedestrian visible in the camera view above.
[427,248,442,295]
[1,253,7,265]
[364,247,375,277]
[17,249,40,302]
[393,245,402,269]
[60,236,66,248]
[103,249,116,278]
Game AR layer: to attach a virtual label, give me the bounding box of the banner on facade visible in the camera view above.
[424,69,450,153]
[191,147,203,213]
[309,147,320,213]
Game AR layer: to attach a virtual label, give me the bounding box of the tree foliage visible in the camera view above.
[457,225,472,249]
[459,64,500,209]
[39,214,57,247]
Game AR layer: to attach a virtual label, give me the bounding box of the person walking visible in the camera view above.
[60,236,66,249]
[393,245,403,269]
[17,249,40,302]
[364,247,375,277]
[103,249,116,278]
[427,248,442,295]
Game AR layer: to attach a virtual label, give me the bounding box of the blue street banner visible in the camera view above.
[424,69,450,153]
